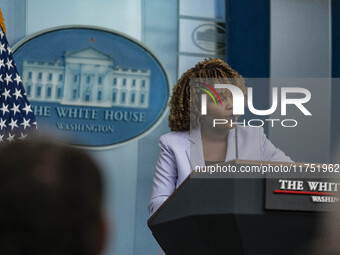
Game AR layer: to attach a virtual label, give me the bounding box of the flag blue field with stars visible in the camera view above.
[0,27,37,142]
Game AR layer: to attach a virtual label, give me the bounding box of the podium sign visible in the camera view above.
[265,178,340,211]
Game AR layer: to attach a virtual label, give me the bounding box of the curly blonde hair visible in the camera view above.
[168,58,246,131]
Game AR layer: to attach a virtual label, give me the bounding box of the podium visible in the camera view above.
[147,160,336,255]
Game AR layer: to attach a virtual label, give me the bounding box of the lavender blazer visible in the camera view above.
[148,126,293,215]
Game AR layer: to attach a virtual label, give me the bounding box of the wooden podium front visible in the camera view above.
[148,160,338,255]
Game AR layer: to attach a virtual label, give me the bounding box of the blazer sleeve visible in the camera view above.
[258,127,293,162]
[148,135,178,215]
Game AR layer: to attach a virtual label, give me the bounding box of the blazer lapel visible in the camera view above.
[186,126,239,168]
[187,127,205,169]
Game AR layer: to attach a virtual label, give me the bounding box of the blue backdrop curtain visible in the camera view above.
[331,0,340,161]
[225,0,270,133]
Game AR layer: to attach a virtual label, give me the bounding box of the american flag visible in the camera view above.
[0,27,37,142]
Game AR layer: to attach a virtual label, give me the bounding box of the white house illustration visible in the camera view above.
[21,47,151,108]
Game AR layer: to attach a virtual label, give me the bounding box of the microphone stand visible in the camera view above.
[235,123,239,160]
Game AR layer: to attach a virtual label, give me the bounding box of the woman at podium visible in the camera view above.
[148,58,292,216]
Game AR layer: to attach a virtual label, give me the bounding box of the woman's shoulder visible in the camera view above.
[159,131,189,149]
[160,130,190,141]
